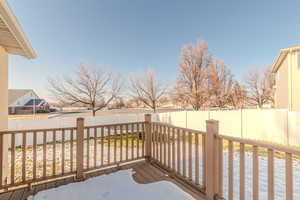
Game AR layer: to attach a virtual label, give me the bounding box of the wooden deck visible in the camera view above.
[0,161,206,200]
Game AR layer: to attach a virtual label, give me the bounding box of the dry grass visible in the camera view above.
[8,113,57,119]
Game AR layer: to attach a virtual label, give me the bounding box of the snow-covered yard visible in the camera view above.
[27,169,194,200]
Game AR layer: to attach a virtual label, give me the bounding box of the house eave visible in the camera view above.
[0,0,36,59]
[271,47,300,73]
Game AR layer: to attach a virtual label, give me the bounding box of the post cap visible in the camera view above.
[206,120,219,124]
[77,117,84,121]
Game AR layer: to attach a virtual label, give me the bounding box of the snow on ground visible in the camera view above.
[27,169,194,200]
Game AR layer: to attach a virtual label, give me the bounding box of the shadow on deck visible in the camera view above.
[0,161,206,200]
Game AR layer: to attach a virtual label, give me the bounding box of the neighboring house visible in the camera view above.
[8,89,49,114]
[272,44,300,111]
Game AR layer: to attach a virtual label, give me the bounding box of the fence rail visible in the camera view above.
[0,115,299,200]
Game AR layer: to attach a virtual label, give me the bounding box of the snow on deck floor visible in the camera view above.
[28,170,194,200]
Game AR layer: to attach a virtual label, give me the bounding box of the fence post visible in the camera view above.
[76,118,85,180]
[144,114,152,162]
[205,120,219,200]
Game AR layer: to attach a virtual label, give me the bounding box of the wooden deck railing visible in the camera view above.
[217,134,298,200]
[0,115,299,200]
[150,121,206,191]
[0,118,146,190]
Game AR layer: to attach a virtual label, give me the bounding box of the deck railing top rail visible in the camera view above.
[0,121,145,135]
[219,134,300,155]
[152,122,206,135]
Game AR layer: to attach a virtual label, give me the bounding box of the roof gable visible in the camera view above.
[8,89,34,105]
[272,44,300,73]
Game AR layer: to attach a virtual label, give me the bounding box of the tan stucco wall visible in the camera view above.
[275,56,289,109]
[290,51,300,110]
[0,46,8,183]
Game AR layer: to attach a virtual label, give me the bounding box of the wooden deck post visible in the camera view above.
[76,118,85,180]
[144,114,152,162]
[205,120,219,200]
[0,46,8,186]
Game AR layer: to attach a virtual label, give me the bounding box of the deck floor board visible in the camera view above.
[0,161,205,200]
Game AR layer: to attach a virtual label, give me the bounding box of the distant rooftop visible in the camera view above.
[8,89,33,105]
[25,99,45,106]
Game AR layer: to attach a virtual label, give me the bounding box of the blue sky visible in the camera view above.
[8,0,300,100]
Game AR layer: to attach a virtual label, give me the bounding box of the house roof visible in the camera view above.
[0,0,36,58]
[8,89,33,105]
[25,99,44,106]
[272,44,300,73]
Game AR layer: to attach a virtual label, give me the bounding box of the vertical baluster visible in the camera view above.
[177,129,181,173]
[101,127,104,166]
[152,124,156,159]
[22,132,26,182]
[126,124,129,161]
[253,145,259,200]
[114,126,117,163]
[32,132,37,180]
[131,124,135,159]
[61,130,65,174]
[240,143,245,200]
[228,140,233,200]
[11,133,15,184]
[142,123,145,157]
[70,129,74,172]
[218,138,223,196]
[107,126,111,164]
[167,126,171,168]
[202,135,206,186]
[155,124,159,160]
[43,131,47,177]
[195,133,199,185]
[52,130,56,175]
[86,128,90,169]
[285,152,293,200]
[182,130,186,177]
[268,149,274,200]
[94,128,97,168]
[120,125,123,161]
[159,125,163,163]
[155,124,158,161]
[137,123,140,158]
[163,126,166,166]
[172,128,175,171]
[188,132,192,180]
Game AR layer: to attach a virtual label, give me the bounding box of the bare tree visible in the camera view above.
[169,85,190,109]
[110,97,126,109]
[228,81,247,109]
[244,67,275,108]
[174,40,212,110]
[129,69,167,112]
[48,63,122,116]
[207,61,235,108]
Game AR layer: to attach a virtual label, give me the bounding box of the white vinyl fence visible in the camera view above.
[8,114,147,130]
[8,109,300,146]
[155,109,300,146]
[8,114,149,146]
